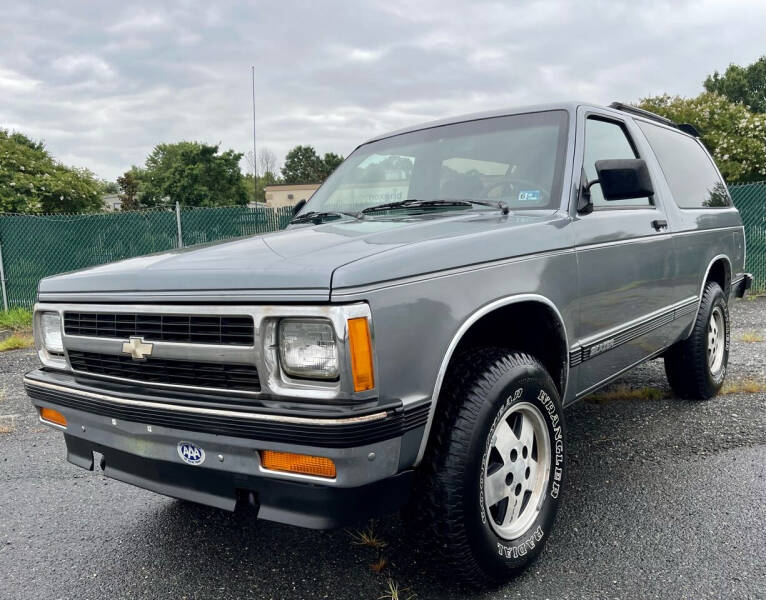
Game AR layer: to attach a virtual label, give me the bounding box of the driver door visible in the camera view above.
[571,109,677,397]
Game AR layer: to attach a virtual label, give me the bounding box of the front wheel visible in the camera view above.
[412,349,565,586]
[665,281,729,400]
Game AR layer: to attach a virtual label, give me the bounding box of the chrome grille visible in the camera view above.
[68,350,261,392]
[64,312,254,346]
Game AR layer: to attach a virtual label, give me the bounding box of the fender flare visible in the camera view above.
[414,293,569,465]
[683,254,731,338]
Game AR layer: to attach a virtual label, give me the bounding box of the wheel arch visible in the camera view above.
[415,294,569,465]
[682,254,732,340]
[702,254,732,298]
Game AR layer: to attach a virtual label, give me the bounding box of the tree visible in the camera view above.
[704,56,766,114]
[0,129,103,213]
[281,145,344,184]
[244,150,255,176]
[244,170,280,203]
[637,93,766,183]
[138,141,248,207]
[98,179,119,195]
[319,152,344,180]
[116,169,142,210]
[258,148,278,177]
[281,145,323,184]
[244,147,278,178]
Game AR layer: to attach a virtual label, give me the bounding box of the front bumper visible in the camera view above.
[25,369,426,529]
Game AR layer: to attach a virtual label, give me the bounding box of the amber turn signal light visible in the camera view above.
[261,450,336,478]
[39,407,67,428]
[347,317,374,392]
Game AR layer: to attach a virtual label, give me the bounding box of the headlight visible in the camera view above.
[278,319,339,379]
[39,311,64,354]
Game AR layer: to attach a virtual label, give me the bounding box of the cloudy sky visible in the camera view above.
[1,0,764,180]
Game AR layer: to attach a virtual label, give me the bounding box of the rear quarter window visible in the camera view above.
[637,121,731,208]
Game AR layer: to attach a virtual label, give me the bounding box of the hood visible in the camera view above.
[38,211,567,302]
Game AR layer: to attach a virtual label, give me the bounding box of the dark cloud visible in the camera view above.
[0,0,763,179]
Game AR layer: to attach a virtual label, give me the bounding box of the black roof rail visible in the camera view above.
[608,102,675,126]
[608,102,700,137]
[677,123,701,137]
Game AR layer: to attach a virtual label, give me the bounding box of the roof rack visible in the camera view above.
[677,122,700,137]
[608,102,676,126]
[609,102,700,137]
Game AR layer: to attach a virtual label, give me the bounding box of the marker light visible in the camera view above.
[347,317,374,392]
[261,450,336,478]
[40,407,67,428]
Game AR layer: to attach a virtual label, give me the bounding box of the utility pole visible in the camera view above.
[175,201,183,248]
[251,66,257,203]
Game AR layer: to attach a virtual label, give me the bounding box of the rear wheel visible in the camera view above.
[409,349,565,586]
[664,281,729,399]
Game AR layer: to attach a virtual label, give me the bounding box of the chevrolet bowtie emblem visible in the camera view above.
[121,336,154,360]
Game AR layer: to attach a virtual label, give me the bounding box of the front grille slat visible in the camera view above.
[64,312,255,346]
[68,350,260,392]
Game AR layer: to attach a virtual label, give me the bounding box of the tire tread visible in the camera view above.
[664,281,727,400]
[413,348,553,586]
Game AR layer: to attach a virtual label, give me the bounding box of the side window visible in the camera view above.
[637,121,731,208]
[584,118,651,208]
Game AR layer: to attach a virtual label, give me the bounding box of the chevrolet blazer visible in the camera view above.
[25,101,752,585]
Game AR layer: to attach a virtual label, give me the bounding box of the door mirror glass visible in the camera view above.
[594,158,654,201]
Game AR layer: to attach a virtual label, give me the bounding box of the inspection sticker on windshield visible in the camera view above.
[518,190,541,203]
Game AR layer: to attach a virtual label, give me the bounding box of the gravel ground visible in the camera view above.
[0,298,764,600]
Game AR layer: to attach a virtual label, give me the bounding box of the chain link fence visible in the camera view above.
[730,181,766,294]
[0,185,764,309]
[0,204,293,308]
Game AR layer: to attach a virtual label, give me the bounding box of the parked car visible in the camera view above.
[25,101,751,586]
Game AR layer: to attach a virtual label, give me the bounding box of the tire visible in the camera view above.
[664,281,730,400]
[409,349,565,587]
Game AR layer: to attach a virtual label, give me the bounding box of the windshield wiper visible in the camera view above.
[361,198,509,215]
[290,210,362,224]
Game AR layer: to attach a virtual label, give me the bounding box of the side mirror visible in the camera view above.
[292,199,307,216]
[592,158,654,201]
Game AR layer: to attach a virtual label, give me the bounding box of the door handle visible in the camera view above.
[651,219,668,231]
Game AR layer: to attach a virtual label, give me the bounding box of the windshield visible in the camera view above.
[301,110,569,216]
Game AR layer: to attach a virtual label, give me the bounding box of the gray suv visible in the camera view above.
[25,101,751,585]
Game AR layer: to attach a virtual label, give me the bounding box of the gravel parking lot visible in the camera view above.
[1,299,764,600]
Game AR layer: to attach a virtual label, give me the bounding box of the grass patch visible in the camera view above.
[348,522,388,550]
[379,578,416,600]
[0,307,33,332]
[739,331,764,343]
[370,557,389,574]
[722,379,766,395]
[0,334,34,352]
[586,384,665,404]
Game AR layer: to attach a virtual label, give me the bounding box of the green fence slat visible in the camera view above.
[0,204,295,308]
[178,204,295,247]
[730,182,766,293]
[0,209,179,307]
[0,184,763,310]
